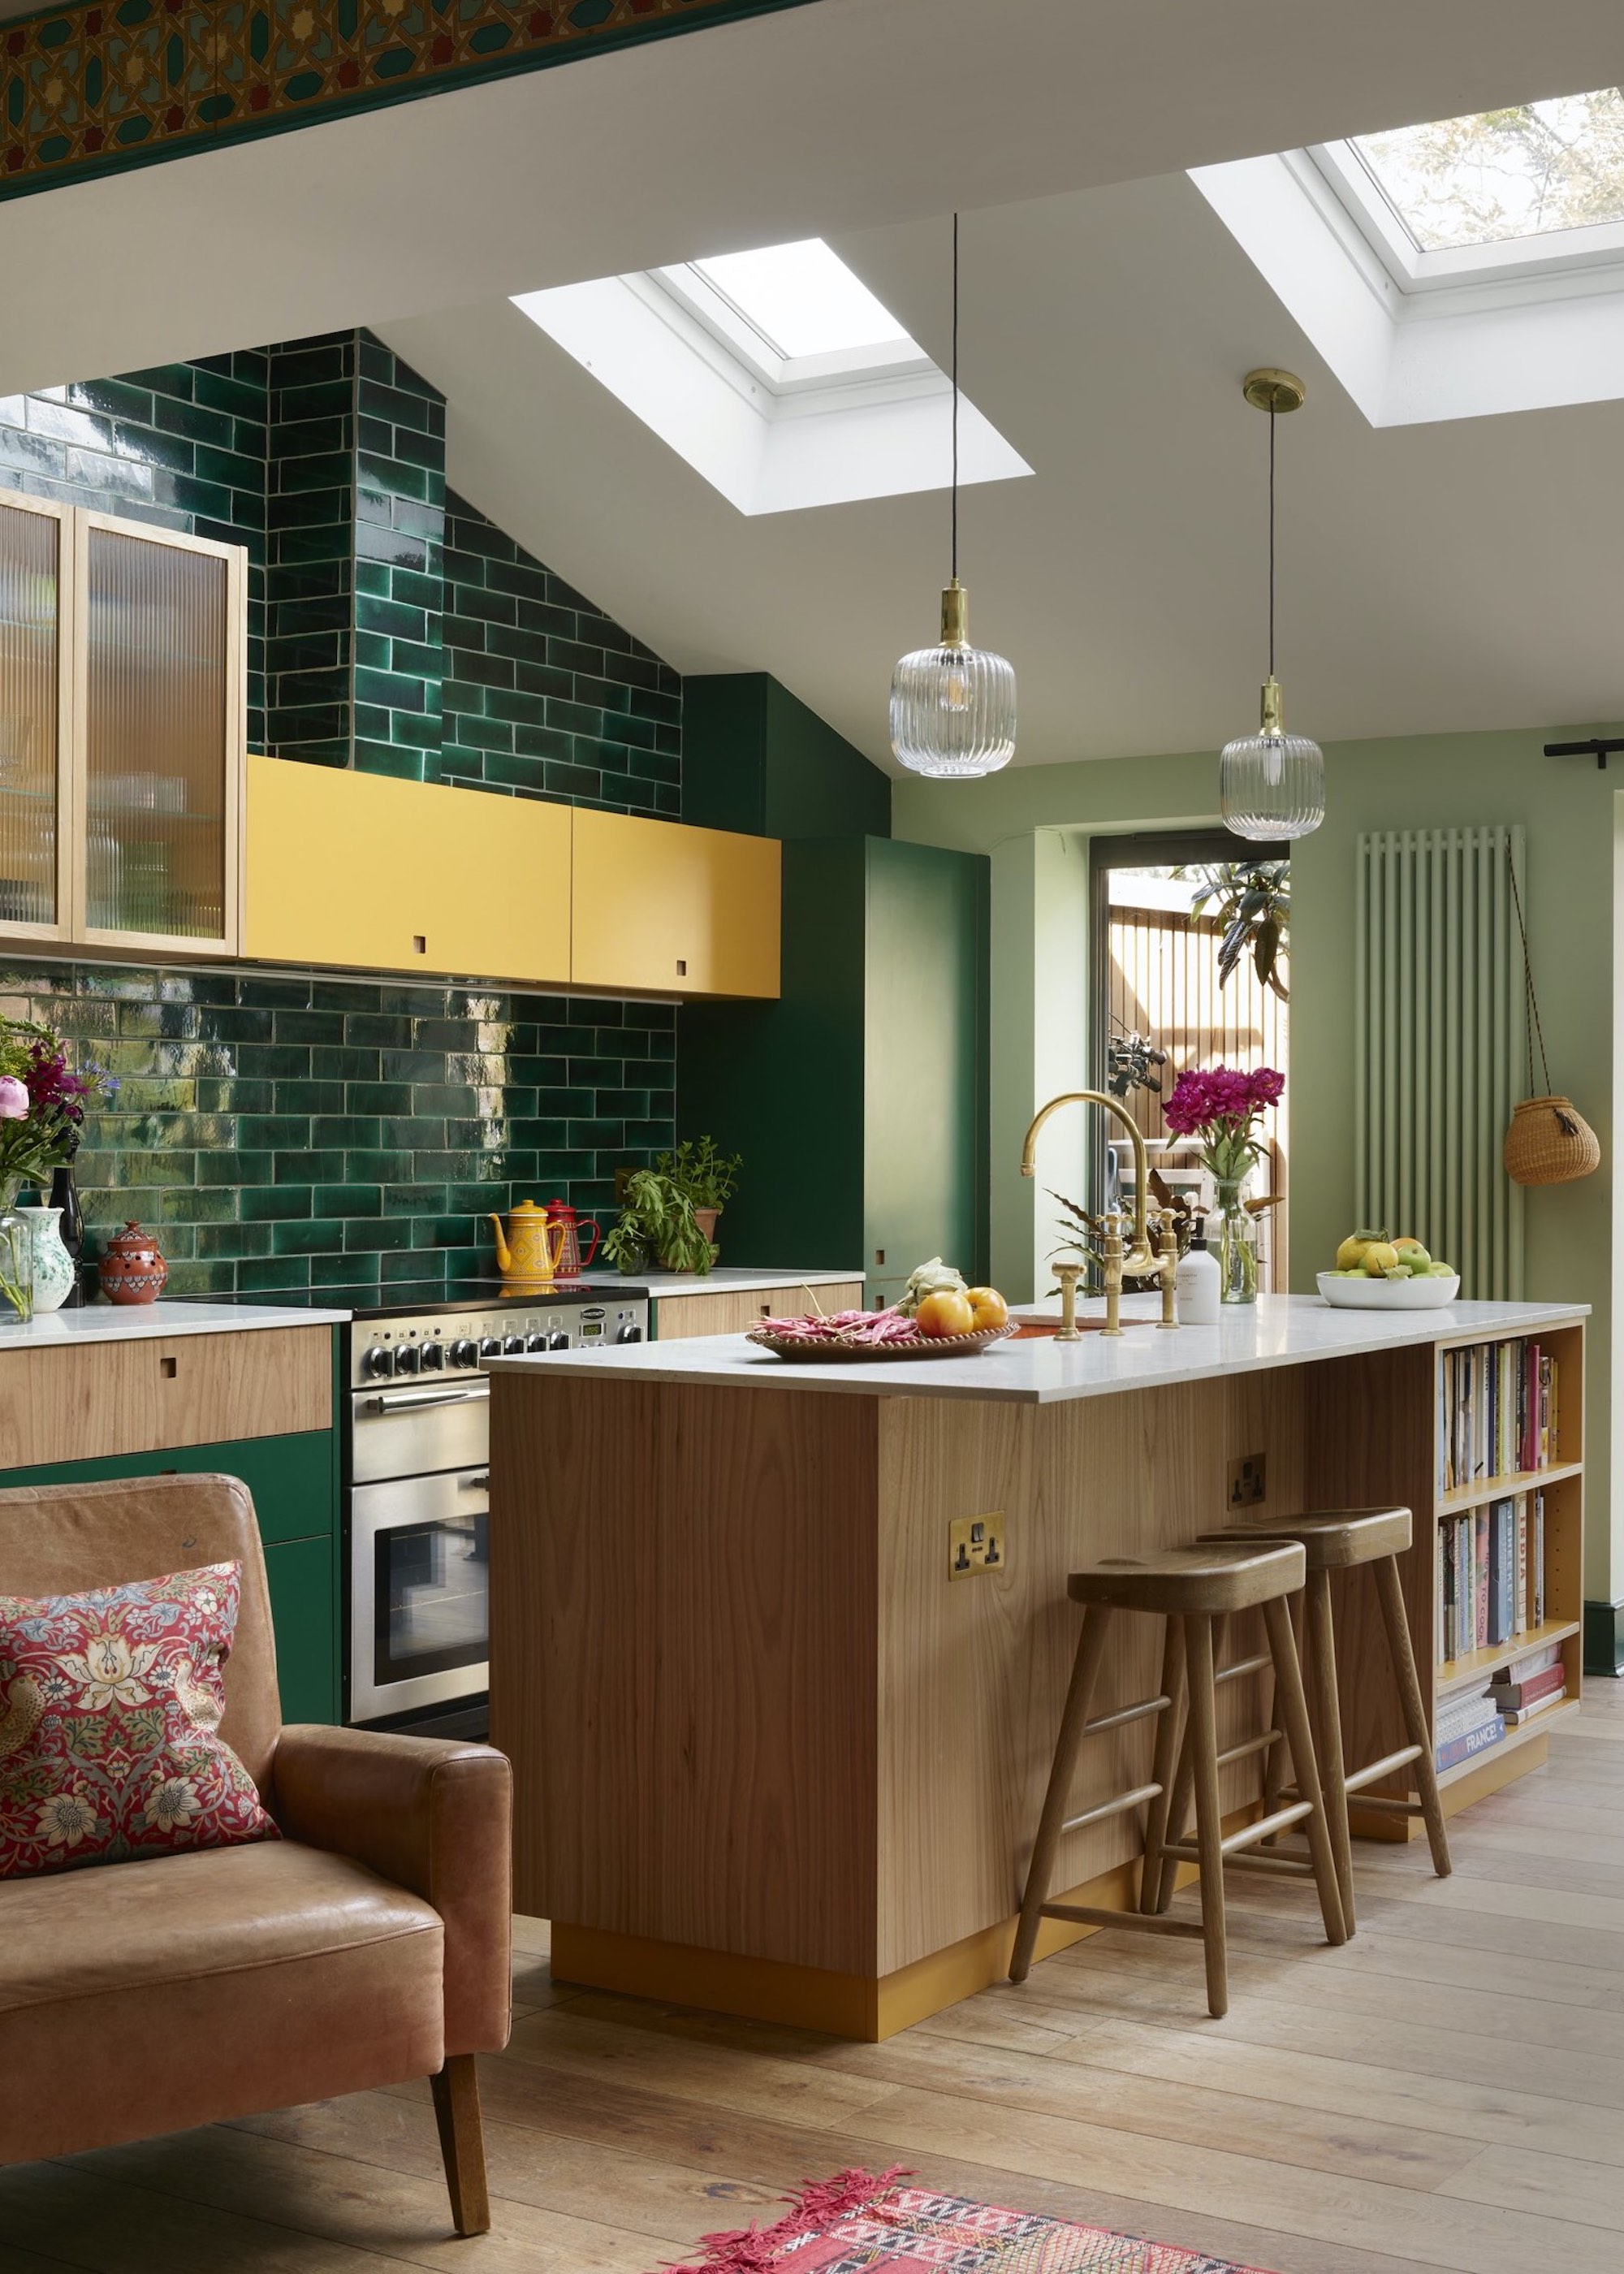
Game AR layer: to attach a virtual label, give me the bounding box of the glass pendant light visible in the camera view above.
[890,214,1016,778]
[1220,369,1325,841]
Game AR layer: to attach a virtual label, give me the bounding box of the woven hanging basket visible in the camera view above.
[1504,1095,1600,1188]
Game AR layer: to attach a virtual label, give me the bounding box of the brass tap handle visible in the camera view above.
[1155,1209,1180,1330]
[1100,1214,1125,1338]
[1053,1261,1085,1343]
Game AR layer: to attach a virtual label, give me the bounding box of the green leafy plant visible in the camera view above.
[656,1136,742,1213]
[1174,861,1290,999]
[602,1169,715,1276]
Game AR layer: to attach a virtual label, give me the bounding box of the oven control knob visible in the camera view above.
[616,1323,644,1343]
[362,1344,394,1379]
[419,1341,445,1371]
[548,1330,571,1351]
[503,1334,526,1355]
[450,1338,479,1368]
[479,1336,503,1360]
[525,1331,550,1352]
[394,1343,421,1376]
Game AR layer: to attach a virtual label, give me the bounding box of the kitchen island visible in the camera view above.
[486,1295,1587,2038]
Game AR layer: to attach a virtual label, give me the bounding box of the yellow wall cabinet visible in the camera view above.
[244,758,572,984]
[0,494,247,958]
[248,763,780,1000]
[572,809,780,998]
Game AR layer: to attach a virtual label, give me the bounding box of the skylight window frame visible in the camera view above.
[649,260,935,398]
[1307,138,1624,296]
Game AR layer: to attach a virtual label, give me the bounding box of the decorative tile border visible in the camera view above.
[0,0,815,203]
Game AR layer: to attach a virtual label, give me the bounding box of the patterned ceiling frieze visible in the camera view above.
[0,0,817,202]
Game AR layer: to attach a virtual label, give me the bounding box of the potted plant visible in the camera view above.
[602,1169,715,1278]
[655,1137,741,1259]
[0,1019,117,1321]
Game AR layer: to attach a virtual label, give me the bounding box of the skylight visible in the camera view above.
[689,240,914,361]
[512,237,1030,517]
[1353,87,1624,253]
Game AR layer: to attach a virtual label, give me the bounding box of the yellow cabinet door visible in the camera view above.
[245,758,570,984]
[572,811,780,997]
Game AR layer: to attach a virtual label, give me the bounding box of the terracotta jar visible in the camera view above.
[97,1221,167,1306]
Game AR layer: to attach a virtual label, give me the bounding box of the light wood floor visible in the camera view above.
[9,1688,1624,2274]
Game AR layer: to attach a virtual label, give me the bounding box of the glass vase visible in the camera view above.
[0,1178,36,1325]
[1214,1179,1259,1306]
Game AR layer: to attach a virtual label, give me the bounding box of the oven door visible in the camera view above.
[351,1377,490,1485]
[348,1468,490,1724]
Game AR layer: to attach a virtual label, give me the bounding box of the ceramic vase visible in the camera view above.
[97,1219,167,1305]
[22,1204,74,1312]
[1213,1178,1259,1306]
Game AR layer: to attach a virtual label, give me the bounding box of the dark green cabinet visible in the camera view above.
[0,1428,339,1724]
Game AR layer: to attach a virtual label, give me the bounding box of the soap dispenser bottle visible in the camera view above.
[1176,1215,1220,1325]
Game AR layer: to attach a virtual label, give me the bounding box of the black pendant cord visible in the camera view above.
[951,210,960,585]
[1268,404,1276,680]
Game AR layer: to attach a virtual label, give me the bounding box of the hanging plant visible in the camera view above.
[1174,861,1290,999]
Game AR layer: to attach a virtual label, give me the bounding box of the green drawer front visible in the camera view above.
[0,1429,339,1726]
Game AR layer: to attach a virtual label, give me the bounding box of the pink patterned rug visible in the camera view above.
[680,2168,1278,2274]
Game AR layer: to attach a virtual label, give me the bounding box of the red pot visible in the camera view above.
[97,1220,167,1306]
[546,1200,600,1275]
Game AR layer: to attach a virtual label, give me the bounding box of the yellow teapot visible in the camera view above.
[490,1200,567,1288]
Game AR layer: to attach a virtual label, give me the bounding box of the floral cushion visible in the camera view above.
[0,1560,279,1879]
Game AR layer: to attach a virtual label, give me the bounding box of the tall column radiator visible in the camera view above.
[1354,826,1525,1300]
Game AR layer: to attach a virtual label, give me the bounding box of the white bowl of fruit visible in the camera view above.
[1318,1231,1460,1311]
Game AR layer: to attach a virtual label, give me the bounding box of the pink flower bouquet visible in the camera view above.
[1164,1064,1284,1190]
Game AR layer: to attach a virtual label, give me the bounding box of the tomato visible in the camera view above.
[965,1286,1008,1331]
[914,1290,977,1338]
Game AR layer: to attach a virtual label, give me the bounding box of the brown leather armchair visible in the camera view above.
[0,1473,512,2236]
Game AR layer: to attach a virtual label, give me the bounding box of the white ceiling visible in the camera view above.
[6,0,1624,767]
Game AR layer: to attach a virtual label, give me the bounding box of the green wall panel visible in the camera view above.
[684,672,891,840]
[0,1428,339,1725]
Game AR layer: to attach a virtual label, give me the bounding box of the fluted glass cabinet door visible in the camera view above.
[77,515,244,953]
[0,493,72,941]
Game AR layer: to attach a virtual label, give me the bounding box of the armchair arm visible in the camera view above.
[273,1726,512,2057]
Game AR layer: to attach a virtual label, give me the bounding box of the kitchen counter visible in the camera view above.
[0,1299,352,1345]
[632,1266,865,1298]
[489,1291,1587,2042]
[484,1291,1587,1400]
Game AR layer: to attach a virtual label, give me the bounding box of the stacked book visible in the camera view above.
[1436,1489,1544,1664]
[1436,1638,1568,1770]
[1437,1338,1558,1496]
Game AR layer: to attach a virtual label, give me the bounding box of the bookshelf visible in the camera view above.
[1306,1312,1585,1837]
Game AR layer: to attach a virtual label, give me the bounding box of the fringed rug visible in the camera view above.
[680,2168,1278,2274]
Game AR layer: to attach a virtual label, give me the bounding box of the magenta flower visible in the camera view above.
[0,1076,28,1120]
[1163,1063,1284,1186]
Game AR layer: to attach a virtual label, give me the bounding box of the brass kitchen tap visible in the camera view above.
[1019,1091,1179,1337]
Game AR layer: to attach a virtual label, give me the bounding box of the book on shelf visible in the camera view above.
[1437,1491,1548,1665]
[1436,1714,1506,1770]
[1438,1338,1560,1496]
[1504,1688,1568,1728]
[1436,1690,1501,1743]
[1489,1660,1568,1713]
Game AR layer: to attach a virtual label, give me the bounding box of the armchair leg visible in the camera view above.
[430,2054,491,2237]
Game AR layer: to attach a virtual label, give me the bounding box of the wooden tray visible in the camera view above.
[745,1323,1017,1363]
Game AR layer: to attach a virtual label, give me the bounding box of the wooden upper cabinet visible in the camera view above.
[0,503,248,958]
[244,758,571,984]
[572,810,780,998]
[0,493,74,945]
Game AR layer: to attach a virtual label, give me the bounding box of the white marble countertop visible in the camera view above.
[0,1300,350,1347]
[483,1292,1588,1405]
[637,1267,865,1299]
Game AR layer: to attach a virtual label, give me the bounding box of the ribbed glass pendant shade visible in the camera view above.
[890,580,1016,778]
[1220,677,1324,841]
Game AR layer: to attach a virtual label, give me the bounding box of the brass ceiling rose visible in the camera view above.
[1242,367,1307,415]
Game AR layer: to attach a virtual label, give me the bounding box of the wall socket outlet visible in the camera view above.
[949,1512,1008,1580]
[1228,1453,1267,1510]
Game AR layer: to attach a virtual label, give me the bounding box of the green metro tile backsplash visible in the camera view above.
[3,962,676,1297]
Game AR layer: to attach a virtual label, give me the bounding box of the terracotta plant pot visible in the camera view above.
[97,1220,168,1305]
[693,1207,719,1256]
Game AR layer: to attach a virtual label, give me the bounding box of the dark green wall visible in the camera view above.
[683,673,891,840]
[680,837,989,1291]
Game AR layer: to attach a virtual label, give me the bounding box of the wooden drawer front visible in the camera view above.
[0,1328,330,1470]
[655,1281,865,1342]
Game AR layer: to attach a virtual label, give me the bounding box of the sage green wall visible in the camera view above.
[895,725,1623,1602]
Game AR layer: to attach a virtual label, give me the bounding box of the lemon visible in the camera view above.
[1336,1227,1387,1271]
[1363,1242,1400,1277]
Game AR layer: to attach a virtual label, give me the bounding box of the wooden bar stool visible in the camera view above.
[1010,1544,1347,2017]
[1197,1508,1450,1932]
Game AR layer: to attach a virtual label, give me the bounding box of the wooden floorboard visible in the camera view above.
[3,1683,1622,2274]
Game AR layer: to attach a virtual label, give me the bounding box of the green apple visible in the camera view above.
[1427,1261,1456,1278]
